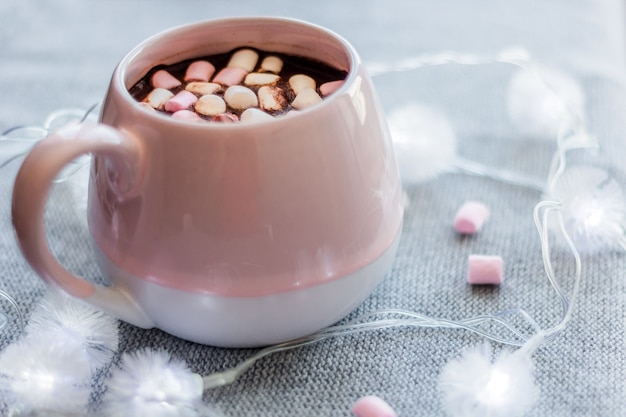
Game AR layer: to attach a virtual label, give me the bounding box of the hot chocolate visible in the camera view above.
[129,47,347,123]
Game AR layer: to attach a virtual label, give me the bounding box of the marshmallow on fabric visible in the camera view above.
[467,255,503,285]
[352,395,397,417]
[454,201,490,234]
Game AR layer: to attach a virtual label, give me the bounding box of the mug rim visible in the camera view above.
[112,16,360,128]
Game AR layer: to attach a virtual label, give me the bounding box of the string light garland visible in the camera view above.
[100,349,220,417]
[438,340,540,417]
[26,290,119,374]
[549,166,626,253]
[0,47,623,417]
[386,101,547,192]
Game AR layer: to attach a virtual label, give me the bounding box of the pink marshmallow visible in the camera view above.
[352,396,396,417]
[184,60,216,82]
[320,80,345,97]
[212,113,239,123]
[164,90,199,113]
[212,66,248,86]
[151,69,182,89]
[171,110,203,122]
[467,255,503,285]
[454,201,490,234]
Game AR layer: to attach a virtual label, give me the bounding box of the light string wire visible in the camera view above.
[370,47,596,193]
[0,102,101,183]
[201,50,592,389]
[0,289,23,335]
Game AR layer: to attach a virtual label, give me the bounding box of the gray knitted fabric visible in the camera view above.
[1,1,626,416]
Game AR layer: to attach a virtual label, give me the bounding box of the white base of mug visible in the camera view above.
[93,230,401,348]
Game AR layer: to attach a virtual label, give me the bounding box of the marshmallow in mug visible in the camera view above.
[131,47,347,123]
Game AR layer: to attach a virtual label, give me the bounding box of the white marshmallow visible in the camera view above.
[227,48,259,72]
[259,56,283,73]
[241,108,274,123]
[224,85,258,110]
[291,87,322,110]
[144,88,174,109]
[185,82,221,96]
[258,86,287,111]
[289,74,316,94]
[195,94,226,116]
[454,201,490,234]
[244,72,281,86]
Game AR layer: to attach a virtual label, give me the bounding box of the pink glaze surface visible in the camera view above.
[90,18,403,297]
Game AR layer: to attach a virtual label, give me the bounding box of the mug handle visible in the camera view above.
[12,122,155,328]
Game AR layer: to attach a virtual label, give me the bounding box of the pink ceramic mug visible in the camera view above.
[12,17,403,347]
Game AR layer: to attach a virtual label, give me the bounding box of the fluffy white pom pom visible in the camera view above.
[0,334,92,415]
[507,65,585,139]
[439,344,538,417]
[101,349,208,417]
[26,290,119,373]
[550,166,626,253]
[387,102,457,183]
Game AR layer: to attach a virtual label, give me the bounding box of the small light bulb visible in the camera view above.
[479,368,511,406]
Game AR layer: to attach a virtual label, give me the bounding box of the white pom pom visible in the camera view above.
[439,344,539,417]
[507,65,585,139]
[0,334,92,414]
[550,166,626,253]
[26,290,119,373]
[387,102,457,183]
[101,349,206,417]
